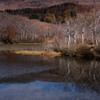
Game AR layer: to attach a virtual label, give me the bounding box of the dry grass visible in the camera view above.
[13,50,61,58]
[13,43,44,45]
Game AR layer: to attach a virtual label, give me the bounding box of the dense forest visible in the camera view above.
[4,3,92,23]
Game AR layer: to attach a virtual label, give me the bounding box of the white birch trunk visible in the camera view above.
[82,33,84,44]
[74,32,77,44]
[68,34,70,46]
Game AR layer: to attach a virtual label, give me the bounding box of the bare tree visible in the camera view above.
[78,2,100,45]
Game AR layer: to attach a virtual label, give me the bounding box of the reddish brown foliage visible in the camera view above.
[6,23,17,38]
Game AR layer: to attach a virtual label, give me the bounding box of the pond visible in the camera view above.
[0,44,100,100]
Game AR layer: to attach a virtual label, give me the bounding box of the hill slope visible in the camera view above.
[0,12,56,43]
[0,0,100,11]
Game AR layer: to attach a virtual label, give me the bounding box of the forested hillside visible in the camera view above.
[0,0,100,11]
[4,2,92,23]
[0,12,57,43]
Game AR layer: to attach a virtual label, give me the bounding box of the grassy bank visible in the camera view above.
[58,44,100,58]
[1,42,100,59]
[13,50,61,58]
[9,44,100,58]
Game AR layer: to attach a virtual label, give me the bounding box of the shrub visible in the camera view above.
[29,14,39,19]
[95,46,100,55]
[60,47,76,57]
[2,37,14,44]
[75,44,94,58]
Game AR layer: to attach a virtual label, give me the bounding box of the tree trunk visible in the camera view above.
[74,33,76,44]
[82,33,84,44]
[68,34,70,46]
[93,31,98,45]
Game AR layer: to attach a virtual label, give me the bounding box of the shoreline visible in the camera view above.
[12,50,61,58]
[0,43,100,59]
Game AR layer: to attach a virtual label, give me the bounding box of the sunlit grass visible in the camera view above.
[13,50,61,58]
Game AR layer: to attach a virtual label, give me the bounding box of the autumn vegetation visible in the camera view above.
[4,3,91,23]
[0,1,100,58]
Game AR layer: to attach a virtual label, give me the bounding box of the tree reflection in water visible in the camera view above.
[55,58,100,95]
[0,51,100,98]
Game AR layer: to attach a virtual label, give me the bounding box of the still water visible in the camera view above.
[0,44,100,100]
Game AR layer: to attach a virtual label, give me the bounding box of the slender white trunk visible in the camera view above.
[74,32,77,44]
[93,31,98,45]
[68,34,70,46]
[82,33,84,44]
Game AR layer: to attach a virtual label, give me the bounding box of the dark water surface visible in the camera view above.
[0,44,53,51]
[0,44,100,100]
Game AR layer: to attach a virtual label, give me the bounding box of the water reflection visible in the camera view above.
[0,52,100,100]
[0,44,53,51]
[0,81,99,100]
[0,51,59,78]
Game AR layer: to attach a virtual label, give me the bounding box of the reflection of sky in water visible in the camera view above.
[0,81,99,100]
[0,53,100,100]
